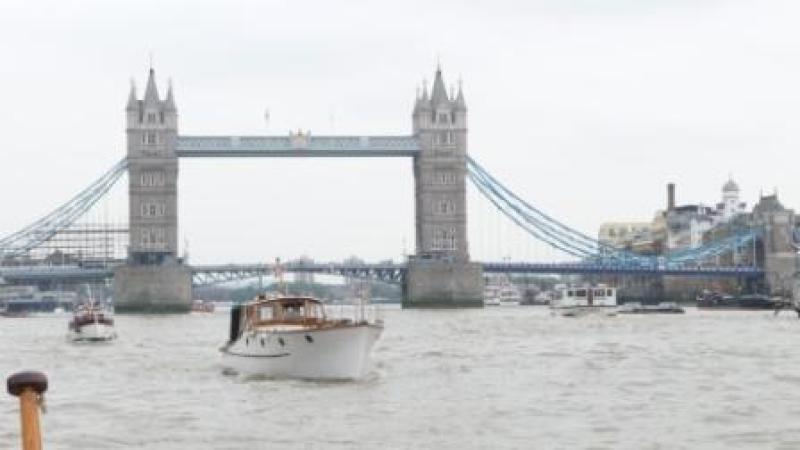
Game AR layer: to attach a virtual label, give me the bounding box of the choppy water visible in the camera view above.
[2,306,800,449]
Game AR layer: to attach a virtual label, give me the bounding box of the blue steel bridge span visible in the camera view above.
[0,261,764,288]
[190,262,764,287]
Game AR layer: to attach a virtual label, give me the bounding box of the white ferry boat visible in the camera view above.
[550,284,618,317]
[68,301,116,342]
[484,278,522,306]
[220,294,383,380]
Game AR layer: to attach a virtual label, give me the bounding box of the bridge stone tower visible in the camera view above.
[404,67,484,307]
[113,68,192,312]
[753,194,798,297]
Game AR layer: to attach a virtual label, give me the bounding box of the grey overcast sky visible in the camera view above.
[0,0,798,264]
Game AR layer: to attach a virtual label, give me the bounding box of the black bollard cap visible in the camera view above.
[7,371,48,397]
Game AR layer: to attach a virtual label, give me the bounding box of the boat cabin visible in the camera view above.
[559,285,617,307]
[244,295,327,327]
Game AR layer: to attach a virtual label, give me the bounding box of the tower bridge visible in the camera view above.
[1,64,796,311]
[117,64,478,311]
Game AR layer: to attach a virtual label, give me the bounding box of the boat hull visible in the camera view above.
[551,306,617,317]
[618,305,685,314]
[498,300,520,306]
[221,324,383,380]
[68,322,117,342]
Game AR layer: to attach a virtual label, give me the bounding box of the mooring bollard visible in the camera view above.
[7,371,48,450]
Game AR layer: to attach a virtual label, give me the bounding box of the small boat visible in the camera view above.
[68,301,116,342]
[484,277,522,306]
[550,284,618,317]
[484,286,501,306]
[191,299,215,313]
[696,290,783,310]
[0,309,29,318]
[220,294,383,380]
[617,302,685,314]
[497,285,522,306]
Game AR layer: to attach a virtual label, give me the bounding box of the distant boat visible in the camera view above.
[696,290,784,310]
[0,286,76,315]
[191,299,215,313]
[484,277,522,306]
[550,284,618,317]
[0,308,28,318]
[220,294,383,380]
[68,301,116,342]
[617,302,684,314]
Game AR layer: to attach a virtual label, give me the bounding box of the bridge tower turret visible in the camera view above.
[114,67,191,312]
[405,66,483,307]
[125,68,179,264]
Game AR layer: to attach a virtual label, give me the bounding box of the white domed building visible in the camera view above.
[718,178,747,221]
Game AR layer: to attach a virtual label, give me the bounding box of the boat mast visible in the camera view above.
[275,258,288,295]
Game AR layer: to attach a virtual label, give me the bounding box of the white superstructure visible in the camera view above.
[67,302,117,342]
[550,284,617,317]
[484,276,522,306]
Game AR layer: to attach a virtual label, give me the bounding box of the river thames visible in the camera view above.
[2,306,800,449]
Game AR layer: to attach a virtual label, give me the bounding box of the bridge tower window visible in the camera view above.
[434,171,457,185]
[140,171,165,187]
[141,200,166,217]
[140,228,165,247]
[433,227,457,250]
[433,131,455,146]
[435,199,455,215]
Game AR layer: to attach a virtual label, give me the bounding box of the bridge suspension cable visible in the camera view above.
[0,158,128,259]
[466,156,760,267]
[467,156,651,263]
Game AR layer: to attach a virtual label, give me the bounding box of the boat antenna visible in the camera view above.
[275,258,287,295]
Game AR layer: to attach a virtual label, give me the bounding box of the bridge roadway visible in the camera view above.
[175,135,421,158]
[0,262,765,287]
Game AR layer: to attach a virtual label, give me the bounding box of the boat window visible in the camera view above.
[594,289,605,297]
[607,289,613,297]
[284,305,303,319]
[258,306,272,321]
[567,290,574,297]
[576,289,587,297]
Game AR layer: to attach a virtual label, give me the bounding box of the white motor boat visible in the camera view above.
[68,302,116,342]
[550,284,618,317]
[221,295,383,380]
[484,286,501,306]
[497,285,522,306]
[484,278,522,306]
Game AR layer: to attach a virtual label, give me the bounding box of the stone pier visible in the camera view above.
[403,259,484,308]
[753,194,798,297]
[113,264,192,313]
